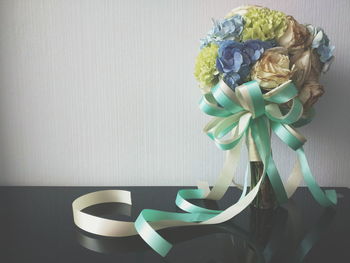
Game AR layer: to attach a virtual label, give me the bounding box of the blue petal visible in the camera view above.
[318,45,335,63]
[223,72,240,91]
[216,57,224,73]
[232,52,243,72]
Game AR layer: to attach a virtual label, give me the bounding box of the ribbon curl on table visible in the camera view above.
[72,80,337,257]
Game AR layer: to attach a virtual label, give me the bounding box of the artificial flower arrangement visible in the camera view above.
[72,6,337,258]
[195,5,336,208]
[195,5,334,111]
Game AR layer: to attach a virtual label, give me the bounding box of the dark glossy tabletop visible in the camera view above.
[0,186,349,263]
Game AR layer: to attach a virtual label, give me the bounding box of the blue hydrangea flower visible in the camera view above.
[316,43,335,63]
[200,15,244,48]
[216,39,273,90]
[223,72,241,90]
[244,40,276,63]
[307,25,335,63]
[216,41,248,73]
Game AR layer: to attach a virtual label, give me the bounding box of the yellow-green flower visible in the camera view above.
[194,44,219,88]
[241,7,288,41]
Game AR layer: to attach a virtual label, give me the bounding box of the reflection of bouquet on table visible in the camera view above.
[195,5,336,208]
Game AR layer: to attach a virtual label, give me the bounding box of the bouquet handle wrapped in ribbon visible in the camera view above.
[72,5,337,258]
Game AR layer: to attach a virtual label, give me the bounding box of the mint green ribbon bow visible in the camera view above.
[200,79,337,206]
[133,80,337,257]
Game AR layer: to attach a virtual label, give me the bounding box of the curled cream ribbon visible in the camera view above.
[72,80,337,257]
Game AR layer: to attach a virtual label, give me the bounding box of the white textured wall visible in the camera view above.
[0,0,349,186]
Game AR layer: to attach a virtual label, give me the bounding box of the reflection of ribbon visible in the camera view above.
[292,207,336,263]
[75,199,335,263]
[72,80,337,257]
[75,201,264,261]
[75,220,262,259]
[75,200,262,259]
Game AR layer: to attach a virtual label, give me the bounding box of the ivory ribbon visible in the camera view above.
[72,80,337,257]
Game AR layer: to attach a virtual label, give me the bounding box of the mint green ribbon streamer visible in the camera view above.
[133,120,272,257]
[251,117,288,204]
[271,122,337,206]
[133,80,337,257]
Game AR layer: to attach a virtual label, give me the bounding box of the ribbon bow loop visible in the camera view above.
[235,80,265,119]
[201,80,305,151]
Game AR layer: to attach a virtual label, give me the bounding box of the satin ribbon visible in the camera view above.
[72,79,337,257]
[75,199,334,262]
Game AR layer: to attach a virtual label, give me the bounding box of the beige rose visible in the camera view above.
[298,81,324,111]
[278,16,312,55]
[290,49,312,89]
[297,49,325,110]
[251,47,295,90]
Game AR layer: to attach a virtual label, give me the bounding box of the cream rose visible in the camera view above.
[298,80,324,111]
[251,47,295,90]
[290,49,312,89]
[278,16,312,54]
[297,49,325,110]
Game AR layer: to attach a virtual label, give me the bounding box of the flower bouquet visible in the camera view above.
[195,5,335,208]
[72,5,337,258]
